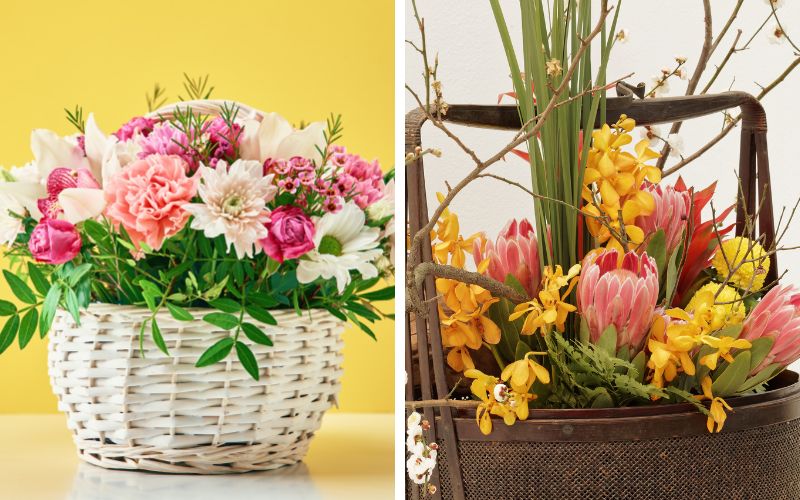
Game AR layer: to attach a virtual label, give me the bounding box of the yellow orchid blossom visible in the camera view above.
[510,264,580,334]
[500,352,551,393]
[698,335,752,370]
[465,369,537,435]
[687,284,746,331]
[697,376,733,433]
[582,115,660,254]
[646,314,702,393]
[431,192,481,267]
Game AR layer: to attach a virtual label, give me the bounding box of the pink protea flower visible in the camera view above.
[104,155,197,251]
[138,124,195,168]
[28,218,81,264]
[636,182,691,254]
[472,218,541,298]
[114,116,157,141]
[578,248,659,351]
[741,284,800,369]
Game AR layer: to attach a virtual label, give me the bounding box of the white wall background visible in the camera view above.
[406,0,800,285]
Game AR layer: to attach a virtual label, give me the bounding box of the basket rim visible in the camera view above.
[442,370,800,442]
[60,302,337,318]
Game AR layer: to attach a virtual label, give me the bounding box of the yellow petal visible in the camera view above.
[530,361,551,384]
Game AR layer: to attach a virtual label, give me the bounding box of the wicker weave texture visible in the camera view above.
[49,304,344,474]
[408,419,800,500]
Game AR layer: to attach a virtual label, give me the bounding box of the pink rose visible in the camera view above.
[28,219,81,264]
[104,155,197,251]
[261,206,315,263]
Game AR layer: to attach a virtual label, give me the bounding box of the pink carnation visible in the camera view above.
[104,155,197,251]
[342,154,385,209]
[114,116,157,141]
[138,124,196,168]
[28,219,81,264]
[204,117,242,168]
[261,206,315,263]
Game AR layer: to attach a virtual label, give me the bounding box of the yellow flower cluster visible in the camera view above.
[431,193,481,268]
[465,351,549,435]
[430,197,502,373]
[647,286,751,432]
[711,236,771,292]
[582,115,661,255]
[509,264,581,335]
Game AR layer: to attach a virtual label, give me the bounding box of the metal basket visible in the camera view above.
[404,88,796,499]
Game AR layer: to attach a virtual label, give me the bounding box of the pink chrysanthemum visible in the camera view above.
[114,116,157,142]
[341,152,385,209]
[138,123,195,168]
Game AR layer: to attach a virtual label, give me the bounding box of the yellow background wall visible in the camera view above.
[0,0,394,413]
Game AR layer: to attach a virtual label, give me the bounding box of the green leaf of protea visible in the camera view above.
[196,337,234,367]
[597,325,618,357]
[711,350,751,397]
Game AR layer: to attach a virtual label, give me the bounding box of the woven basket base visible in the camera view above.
[75,435,314,474]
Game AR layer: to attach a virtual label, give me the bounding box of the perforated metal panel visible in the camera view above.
[409,419,800,499]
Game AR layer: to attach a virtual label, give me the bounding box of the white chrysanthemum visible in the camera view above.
[296,202,382,292]
[0,193,24,246]
[185,159,277,258]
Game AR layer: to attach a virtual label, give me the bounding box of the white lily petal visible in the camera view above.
[101,136,122,183]
[31,129,88,176]
[257,113,293,161]
[0,181,45,220]
[238,118,263,161]
[275,121,326,162]
[59,188,106,224]
[83,113,108,182]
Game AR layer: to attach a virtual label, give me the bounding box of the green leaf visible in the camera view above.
[646,229,667,278]
[18,308,38,349]
[151,319,169,355]
[579,317,590,344]
[248,292,279,309]
[359,286,395,302]
[245,305,277,326]
[0,300,16,316]
[630,351,646,382]
[65,288,80,324]
[738,363,782,393]
[67,263,92,287]
[242,322,273,346]
[195,337,234,367]
[514,340,529,361]
[712,350,752,397]
[27,263,49,296]
[597,325,617,357]
[4,270,36,304]
[235,341,260,380]
[665,248,681,305]
[209,298,241,313]
[0,315,19,355]
[589,387,614,408]
[39,285,62,338]
[325,306,347,322]
[165,302,194,321]
[748,337,775,372]
[82,219,108,243]
[203,312,239,330]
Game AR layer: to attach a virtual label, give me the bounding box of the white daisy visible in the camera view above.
[296,202,382,292]
[185,159,277,258]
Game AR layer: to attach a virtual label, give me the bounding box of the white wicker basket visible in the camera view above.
[48,304,344,474]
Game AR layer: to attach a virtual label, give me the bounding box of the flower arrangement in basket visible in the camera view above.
[406,0,800,495]
[0,75,394,473]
